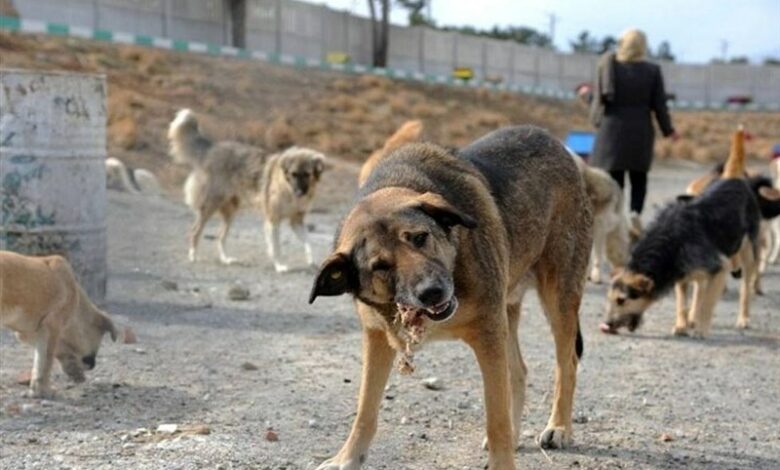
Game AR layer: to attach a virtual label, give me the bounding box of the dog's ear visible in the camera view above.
[309,252,357,303]
[313,154,328,178]
[627,273,654,295]
[758,186,780,201]
[97,311,118,342]
[415,192,477,230]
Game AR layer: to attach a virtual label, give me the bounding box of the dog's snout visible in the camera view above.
[417,286,445,306]
[82,354,96,370]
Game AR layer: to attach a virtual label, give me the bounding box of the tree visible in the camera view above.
[570,30,613,54]
[397,0,434,27]
[729,56,749,64]
[440,24,553,48]
[764,57,780,66]
[653,41,675,61]
[228,0,247,48]
[367,0,390,67]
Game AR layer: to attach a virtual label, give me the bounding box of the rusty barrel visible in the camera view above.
[1,69,108,301]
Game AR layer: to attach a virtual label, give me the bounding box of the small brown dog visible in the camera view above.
[0,251,118,397]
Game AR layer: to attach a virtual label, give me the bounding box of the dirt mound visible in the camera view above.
[2,31,779,193]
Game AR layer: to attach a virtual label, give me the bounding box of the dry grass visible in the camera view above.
[1,30,778,193]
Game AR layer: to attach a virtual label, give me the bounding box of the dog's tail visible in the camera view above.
[358,120,423,186]
[168,109,211,168]
[722,125,746,179]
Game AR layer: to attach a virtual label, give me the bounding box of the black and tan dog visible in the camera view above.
[604,128,761,337]
[309,126,592,469]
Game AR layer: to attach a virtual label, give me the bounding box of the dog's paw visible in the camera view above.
[188,249,198,263]
[220,256,237,265]
[274,263,290,273]
[735,319,750,329]
[481,431,520,451]
[689,330,707,339]
[588,270,602,284]
[671,325,689,336]
[28,382,54,399]
[538,427,571,449]
[315,456,363,470]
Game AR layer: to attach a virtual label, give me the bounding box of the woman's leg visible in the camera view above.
[608,170,625,189]
[628,171,648,214]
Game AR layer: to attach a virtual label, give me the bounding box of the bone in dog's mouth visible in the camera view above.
[394,297,458,374]
[397,297,458,323]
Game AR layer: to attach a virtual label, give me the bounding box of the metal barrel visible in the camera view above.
[1,69,108,301]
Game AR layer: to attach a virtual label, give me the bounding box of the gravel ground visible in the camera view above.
[1,159,779,469]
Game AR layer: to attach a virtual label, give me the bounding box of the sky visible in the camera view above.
[314,0,780,64]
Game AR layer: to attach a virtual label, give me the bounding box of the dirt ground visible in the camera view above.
[1,157,779,469]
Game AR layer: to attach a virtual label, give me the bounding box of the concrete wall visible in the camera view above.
[11,0,780,105]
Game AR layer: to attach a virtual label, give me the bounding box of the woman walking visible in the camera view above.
[590,28,677,228]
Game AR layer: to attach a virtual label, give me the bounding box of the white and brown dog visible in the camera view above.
[0,251,118,397]
[168,109,327,270]
[568,148,630,283]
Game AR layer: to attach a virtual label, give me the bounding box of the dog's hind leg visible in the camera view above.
[672,281,689,336]
[217,199,239,265]
[769,219,780,264]
[736,238,756,329]
[189,205,217,262]
[316,323,396,470]
[290,212,315,267]
[30,328,59,398]
[264,219,288,273]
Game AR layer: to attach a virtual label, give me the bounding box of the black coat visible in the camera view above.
[591,60,674,172]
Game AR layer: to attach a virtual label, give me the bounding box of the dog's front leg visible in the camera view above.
[465,324,516,470]
[317,328,395,470]
[291,220,314,267]
[672,281,689,336]
[697,269,727,337]
[263,220,288,273]
[30,328,58,398]
[589,222,607,283]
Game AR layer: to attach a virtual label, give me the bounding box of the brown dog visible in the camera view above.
[310,126,592,469]
[0,251,118,397]
[358,120,423,187]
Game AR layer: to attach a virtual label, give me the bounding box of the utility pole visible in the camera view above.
[546,12,558,48]
[720,39,729,62]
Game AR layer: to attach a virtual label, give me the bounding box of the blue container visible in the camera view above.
[565,131,596,157]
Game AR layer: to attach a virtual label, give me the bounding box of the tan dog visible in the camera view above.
[310,126,592,469]
[168,109,326,269]
[0,251,118,397]
[358,120,423,187]
[568,149,630,283]
[259,147,327,272]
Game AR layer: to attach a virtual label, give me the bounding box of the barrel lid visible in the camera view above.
[0,67,106,80]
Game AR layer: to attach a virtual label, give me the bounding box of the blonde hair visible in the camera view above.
[616,28,648,62]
